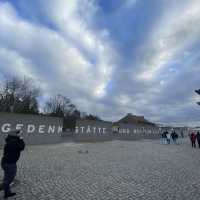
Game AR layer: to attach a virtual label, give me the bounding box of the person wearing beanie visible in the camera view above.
[1,129,25,198]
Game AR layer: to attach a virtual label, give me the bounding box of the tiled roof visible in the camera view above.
[116,113,156,126]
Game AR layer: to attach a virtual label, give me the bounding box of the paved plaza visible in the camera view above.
[0,138,200,200]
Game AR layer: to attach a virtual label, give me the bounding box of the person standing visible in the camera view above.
[166,131,171,144]
[1,130,25,198]
[190,132,197,148]
[196,131,200,148]
[174,131,178,144]
[181,131,184,138]
[171,130,178,144]
[171,131,175,144]
[161,131,167,144]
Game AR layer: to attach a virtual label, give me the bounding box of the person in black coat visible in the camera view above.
[196,131,200,148]
[1,130,25,198]
[161,131,167,144]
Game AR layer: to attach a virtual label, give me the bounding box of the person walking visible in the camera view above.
[171,130,178,144]
[161,131,167,144]
[190,132,196,148]
[166,131,171,144]
[196,131,200,148]
[1,129,25,198]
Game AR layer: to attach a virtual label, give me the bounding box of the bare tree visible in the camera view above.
[0,76,40,114]
[16,77,40,114]
[83,114,101,121]
[0,77,21,112]
[44,94,76,117]
[44,94,82,130]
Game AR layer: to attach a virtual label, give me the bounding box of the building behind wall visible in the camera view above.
[116,113,156,127]
[113,113,159,136]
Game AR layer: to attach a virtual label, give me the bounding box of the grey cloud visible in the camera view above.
[0,1,116,117]
[1,0,200,126]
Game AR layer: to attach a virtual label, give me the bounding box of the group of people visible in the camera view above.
[161,129,200,149]
[161,130,179,144]
[189,131,200,148]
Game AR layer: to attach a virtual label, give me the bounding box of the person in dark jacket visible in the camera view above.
[171,131,178,144]
[190,132,196,148]
[196,131,200,148]
[161,131,167,144]
[1,129,25,198]
[171,131,175,144]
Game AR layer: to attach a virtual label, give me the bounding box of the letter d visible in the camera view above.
[27,125,35,133]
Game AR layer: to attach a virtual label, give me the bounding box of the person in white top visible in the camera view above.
[166,132,171,144]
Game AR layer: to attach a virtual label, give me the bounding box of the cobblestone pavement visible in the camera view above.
[0,138,200,200]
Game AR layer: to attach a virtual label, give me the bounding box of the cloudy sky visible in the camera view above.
[0,0,200,126]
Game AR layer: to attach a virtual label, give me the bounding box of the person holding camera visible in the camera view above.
[1,129,25,198]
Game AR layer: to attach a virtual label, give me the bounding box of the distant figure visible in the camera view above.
[175,132,178,144]
[1,130,25,198]
[196,131,200,148]
[181,131,184,138]
[171,130,178,144]
[166,131,171,144]
[190,132,196,148]
[171,131,175,144]
[162,130,167,144]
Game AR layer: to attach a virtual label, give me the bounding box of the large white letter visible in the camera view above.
[75,127,79,134]
[1,123,11,133]
[16,124,23,131]
[27,125,35,133]
[57,126,63,134]
[98,128,102,133]
[80,127,85,133]
[39,125,45,133]
[86,126,91,134]
[48,126,55,134]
